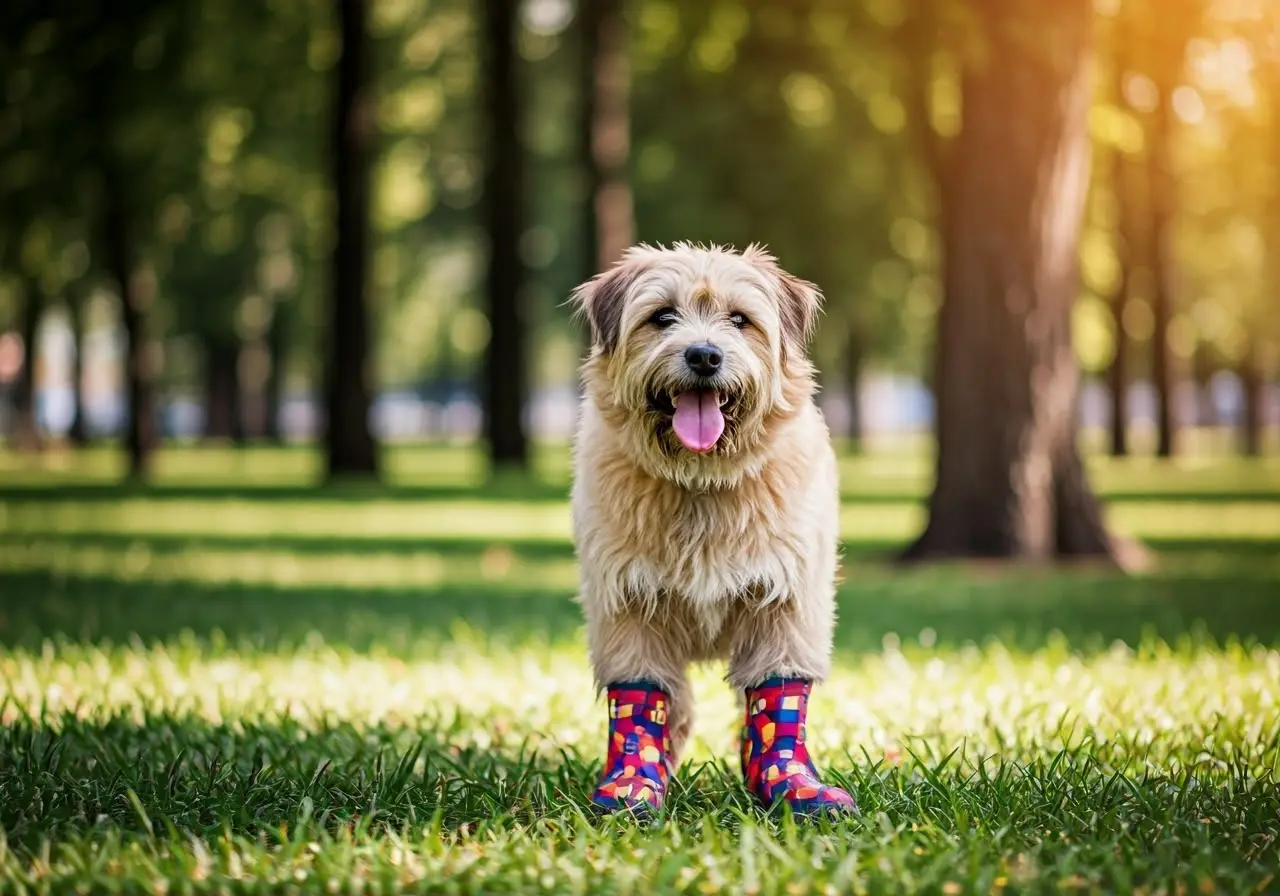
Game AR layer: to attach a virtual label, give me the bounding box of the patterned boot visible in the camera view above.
[741,677,856,817]
[590,681,673,816]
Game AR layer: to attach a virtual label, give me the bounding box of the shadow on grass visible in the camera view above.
[1,536,1278,654]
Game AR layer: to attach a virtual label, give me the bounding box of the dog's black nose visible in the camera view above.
[684,343,723,377]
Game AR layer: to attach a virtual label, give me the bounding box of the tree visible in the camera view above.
[1146,62,1179,459]
[1104,10,1140,458]
[65,282,91,446]
[901,0,1132,565]
[1139,0,1202,458]
[1106,146,1137,459]
[480,0,529,470]
[1244,31,1280,456]
[324,0,380,478]
[102,187,159,476]
[579,0,634,278]
[13,276,44,451]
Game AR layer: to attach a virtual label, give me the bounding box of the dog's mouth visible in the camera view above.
[647,387,735,454]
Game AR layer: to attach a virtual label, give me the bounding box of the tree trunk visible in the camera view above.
[843,313,865,449]
[66,287,90,446]
[579,0,634,277]
[1147,34,1181,459]
[480,0,529,470]
[1240,341,1263,457]
[901,0,1128,566]
[324,0,379,478]
[104,185,156,478]
[203,337,244,442]
[264,300,288,443]
[899,0,950,236]
[1107,284,1130,457]
[14,278,43,451]
[1106,38,1136,458]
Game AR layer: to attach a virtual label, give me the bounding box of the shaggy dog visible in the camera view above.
[569,242,855,818]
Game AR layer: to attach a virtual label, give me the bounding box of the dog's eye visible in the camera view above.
[650,308,679,328]
[729,312,749,329]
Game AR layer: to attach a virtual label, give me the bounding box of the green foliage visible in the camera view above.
[2,0,1278,395]
[0,446,1279,891]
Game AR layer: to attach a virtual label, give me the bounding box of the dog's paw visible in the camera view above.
[590,764,667,817]
[591,682,672,819]
[751,757,857,818]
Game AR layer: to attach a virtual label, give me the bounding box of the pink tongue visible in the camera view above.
[671,390,724,453]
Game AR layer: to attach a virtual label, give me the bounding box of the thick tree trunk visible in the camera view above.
[480,0,529,469]
[66,288,90,446]
[901,0,1127,566]
[14,278,43,451]
[579,0,634,276]
[324,0,379,478]
[105,185,156,478]
[203,338,244,443]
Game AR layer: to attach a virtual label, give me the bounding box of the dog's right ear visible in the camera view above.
[569,252,647,353]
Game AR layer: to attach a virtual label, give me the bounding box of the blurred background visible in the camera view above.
[0,0,1275,474]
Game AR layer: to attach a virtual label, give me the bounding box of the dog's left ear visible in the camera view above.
[743,245,823,359]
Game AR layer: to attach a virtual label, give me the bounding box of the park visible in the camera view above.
[2,0,1279,892]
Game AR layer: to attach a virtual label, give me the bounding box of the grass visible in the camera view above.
[1,443,1279,894]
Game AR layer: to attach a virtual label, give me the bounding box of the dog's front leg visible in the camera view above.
[583,603,693,817]
[726,597,856,817]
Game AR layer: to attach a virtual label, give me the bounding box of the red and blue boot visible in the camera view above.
[741,677,856,817]
[590,681,673,817]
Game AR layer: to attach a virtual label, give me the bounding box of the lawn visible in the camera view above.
[1,444,1279,894]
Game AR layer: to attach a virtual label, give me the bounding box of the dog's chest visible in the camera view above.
[614,486,800,607]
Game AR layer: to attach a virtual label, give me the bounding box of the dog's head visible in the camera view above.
[571,242,821,484]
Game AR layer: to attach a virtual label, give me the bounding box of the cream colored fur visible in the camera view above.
[569,243,841,766]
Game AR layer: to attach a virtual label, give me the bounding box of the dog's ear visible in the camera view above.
[743,244,823,358]
[570,251,649,353]
[775,270,823,354]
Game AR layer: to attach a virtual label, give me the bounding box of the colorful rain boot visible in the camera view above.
[590,681,673,816]
[741,677,856,817]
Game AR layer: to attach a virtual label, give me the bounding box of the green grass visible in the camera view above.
[1,444,1279,894]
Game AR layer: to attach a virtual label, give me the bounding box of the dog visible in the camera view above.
[569,242,855,818]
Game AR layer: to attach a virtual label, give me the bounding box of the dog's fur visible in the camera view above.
[569,242,841,767]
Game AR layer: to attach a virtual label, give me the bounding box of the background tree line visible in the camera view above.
[0,0,1276,564]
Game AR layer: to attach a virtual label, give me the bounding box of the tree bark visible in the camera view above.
[203,337,244,443]
[480,0,529,469]
[579,0,634,277]
[901,0,1127,566]
[14,278,43,451]
[66,286,90,446]
[324,0,379,478]
[104,185,156,478]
